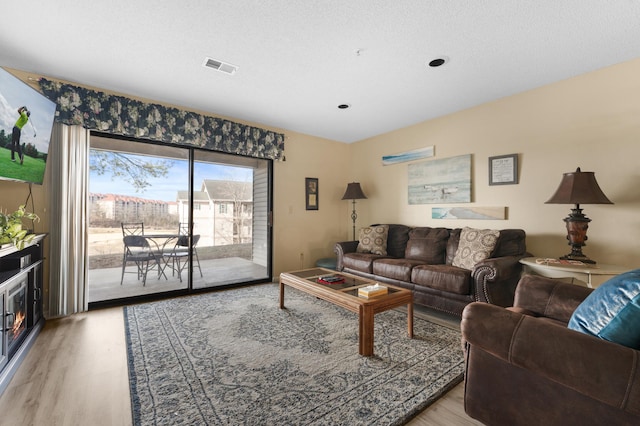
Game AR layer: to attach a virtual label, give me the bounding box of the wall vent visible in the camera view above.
[203,57,238,75]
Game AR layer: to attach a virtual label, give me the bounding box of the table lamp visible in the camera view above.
[341,182,367,241]
[545,167,613,264]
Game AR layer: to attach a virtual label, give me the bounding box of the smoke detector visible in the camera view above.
[202,57,238,75]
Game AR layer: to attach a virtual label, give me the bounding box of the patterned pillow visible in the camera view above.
[452,227,500,270]
[356,225,389,256]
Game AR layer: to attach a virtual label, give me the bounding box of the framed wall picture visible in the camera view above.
[305,178,318,210]
[489,154,519,185]
[382,145,434,166]
[408,154,471,204]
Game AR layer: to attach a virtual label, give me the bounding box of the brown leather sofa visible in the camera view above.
[461,274,640,425]
[334,225,526,316]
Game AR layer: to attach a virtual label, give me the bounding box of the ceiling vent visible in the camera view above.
[202,57,238,75]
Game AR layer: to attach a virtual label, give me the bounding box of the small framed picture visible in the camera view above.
[489,154,519,185]
[305,178,318,210]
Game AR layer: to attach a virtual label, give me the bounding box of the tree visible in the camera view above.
[90,150,171,192]
[23,143,39,158]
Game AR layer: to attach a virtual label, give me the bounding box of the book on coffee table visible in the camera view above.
[317,275,345,284]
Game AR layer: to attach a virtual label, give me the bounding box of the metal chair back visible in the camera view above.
[122,222,145,236]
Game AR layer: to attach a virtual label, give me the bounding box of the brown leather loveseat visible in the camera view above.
[461,274,640,425]
[334,225,526,316]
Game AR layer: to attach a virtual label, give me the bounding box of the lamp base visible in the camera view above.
[559,253,596,264]
[562,206,596,264]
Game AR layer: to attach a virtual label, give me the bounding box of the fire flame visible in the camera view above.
[12,311,25,335]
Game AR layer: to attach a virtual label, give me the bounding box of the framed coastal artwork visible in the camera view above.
[432,206,506,220]
[382,146,434,166]
[408,154,471,204]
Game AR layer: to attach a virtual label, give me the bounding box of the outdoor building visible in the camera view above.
[177,179,253,246]
[89,193,175,224]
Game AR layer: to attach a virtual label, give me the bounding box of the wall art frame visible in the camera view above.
[382,145,435,166]
[408,154,471,204]
[305,177,319,210]
[489,154,519,185]
[432,206,507,220]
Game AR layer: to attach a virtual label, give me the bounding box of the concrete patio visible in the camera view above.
[88,257,269,303]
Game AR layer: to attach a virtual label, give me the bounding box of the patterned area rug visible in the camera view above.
[124,284,464,425]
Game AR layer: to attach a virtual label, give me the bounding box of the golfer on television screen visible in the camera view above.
[11,105,36,165]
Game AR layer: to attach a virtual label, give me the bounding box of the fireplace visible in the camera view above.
[6,278,28,358]
[0,235,45,395]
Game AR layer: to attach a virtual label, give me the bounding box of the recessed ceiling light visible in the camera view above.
[338,104,351,109]
[428,57,449,68]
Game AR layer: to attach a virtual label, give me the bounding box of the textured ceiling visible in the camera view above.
[1,1,640,143]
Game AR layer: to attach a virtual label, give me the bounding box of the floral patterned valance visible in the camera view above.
[39,78,285,160]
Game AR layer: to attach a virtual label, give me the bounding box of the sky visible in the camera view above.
[89,154,253,202]
[0,68,57,154]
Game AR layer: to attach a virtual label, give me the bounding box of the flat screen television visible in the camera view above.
[0,67,57,185]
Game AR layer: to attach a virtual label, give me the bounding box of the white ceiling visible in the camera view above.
[2,1,640,143]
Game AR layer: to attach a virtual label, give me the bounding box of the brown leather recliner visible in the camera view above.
[461,274,640,425]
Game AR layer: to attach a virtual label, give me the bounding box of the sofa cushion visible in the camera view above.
[452,227,500,270]
[507,307,567,327]
[343,252,387,274]
[382,224,412,258]
[356,225,389,255]
[404,227,450,264]
[412,264,471,295]
[373,258,427,282]
[568,269,640,349]
[492,229,526,257]
[445,228,462,265]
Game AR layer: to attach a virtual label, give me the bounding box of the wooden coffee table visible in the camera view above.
[279,267,413,356]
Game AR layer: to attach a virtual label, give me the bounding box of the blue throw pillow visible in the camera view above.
[568,269,640,349]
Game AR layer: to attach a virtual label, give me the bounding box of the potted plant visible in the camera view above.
[0,205,40,250]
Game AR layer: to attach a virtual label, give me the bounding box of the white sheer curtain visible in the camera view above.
[48,123,90,317]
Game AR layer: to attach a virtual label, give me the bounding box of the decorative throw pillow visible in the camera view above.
[568,269,640,349]
[451,227,500,270]
[356,225,389,256]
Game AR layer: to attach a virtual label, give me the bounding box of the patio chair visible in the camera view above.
[163,234,203,282]
[121,235,162,285]
[121,222,145,236]
[178,222,202,276]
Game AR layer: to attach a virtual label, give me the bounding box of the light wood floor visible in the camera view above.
[0,306,483,426]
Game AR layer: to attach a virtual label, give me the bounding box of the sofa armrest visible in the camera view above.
[462,302,640,415]
[513,274,593,323]
[471,255,523,306]
[334,240,358,271]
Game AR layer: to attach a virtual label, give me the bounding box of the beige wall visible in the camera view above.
[348,57,640,269]
[272,132,351,274]
[0,181,49,227]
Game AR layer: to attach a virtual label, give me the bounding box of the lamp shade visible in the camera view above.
[545,168,613,205]
[341,182,367,200]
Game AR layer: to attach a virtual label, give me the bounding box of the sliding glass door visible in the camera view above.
[191,150,270,289]
[87,134,272,304]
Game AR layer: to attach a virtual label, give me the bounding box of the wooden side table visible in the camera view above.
[519,257,630,288]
